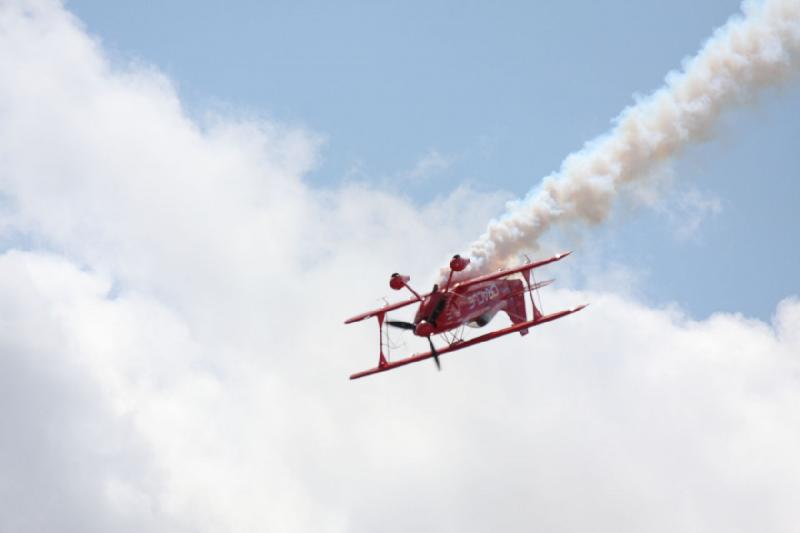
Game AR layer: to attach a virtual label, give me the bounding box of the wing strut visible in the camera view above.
[376,312,388,369]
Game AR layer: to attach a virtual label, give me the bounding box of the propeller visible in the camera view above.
[386,320,440,371]
[427,335,441,370]
[386,320,416,330]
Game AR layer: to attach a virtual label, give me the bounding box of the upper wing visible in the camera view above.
[345,251,570,324]
[453,251,572,290]
[344,295,424,324]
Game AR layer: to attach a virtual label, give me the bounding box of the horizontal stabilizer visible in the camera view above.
[453,251,571,290]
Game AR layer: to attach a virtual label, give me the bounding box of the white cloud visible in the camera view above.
[664,188,724,241]
[402,149,452,182]
[0,2,799,533]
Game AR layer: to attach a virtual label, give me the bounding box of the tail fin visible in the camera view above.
[504,280,530,335]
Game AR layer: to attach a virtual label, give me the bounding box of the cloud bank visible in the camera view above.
[0,1,798,532]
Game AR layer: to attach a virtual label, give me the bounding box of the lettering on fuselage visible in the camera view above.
[467,285,500,308]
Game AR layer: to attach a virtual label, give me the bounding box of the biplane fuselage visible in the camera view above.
[412,278,530,336]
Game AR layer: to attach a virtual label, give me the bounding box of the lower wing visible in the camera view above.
[349,304,587,380]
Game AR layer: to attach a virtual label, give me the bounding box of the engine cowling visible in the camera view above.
[389,273,410,290]
[449,254,470,272]
[414,321,434,337]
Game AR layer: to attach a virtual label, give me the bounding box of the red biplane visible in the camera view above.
[345,251,587,379]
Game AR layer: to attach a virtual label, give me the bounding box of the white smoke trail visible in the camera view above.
[466,0,800,273]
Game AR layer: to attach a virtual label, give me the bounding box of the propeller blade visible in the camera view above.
[427,336,441,370]
[386,320,416,330]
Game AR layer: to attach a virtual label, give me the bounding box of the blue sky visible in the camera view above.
[66,0,799,320]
